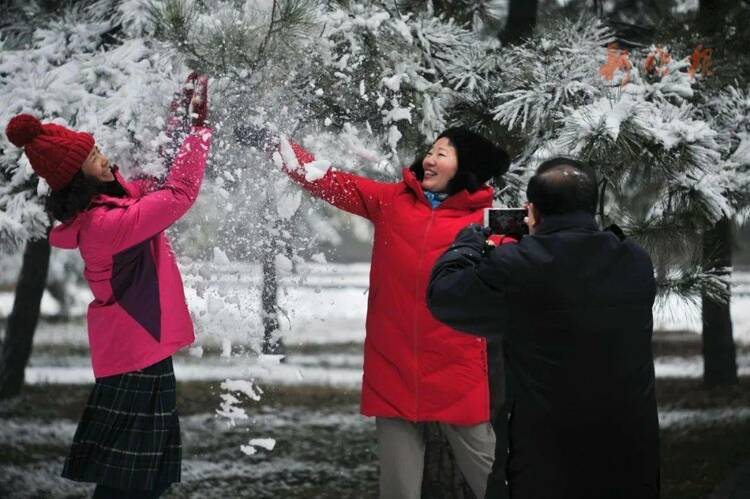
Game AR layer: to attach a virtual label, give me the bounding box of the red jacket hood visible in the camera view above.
[401,168,494,211]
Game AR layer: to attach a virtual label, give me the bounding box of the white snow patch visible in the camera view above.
[383,74,403,92]
[278,137,300,170]
[382,104,413,124]
[241,437,277,455]
[659,407,750,429]
[221,378,263,401]
[302,159,331,182]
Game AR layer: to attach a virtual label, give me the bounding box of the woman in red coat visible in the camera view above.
[238,126,509,498]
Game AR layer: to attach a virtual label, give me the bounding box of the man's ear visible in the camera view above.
[526,202,538,228]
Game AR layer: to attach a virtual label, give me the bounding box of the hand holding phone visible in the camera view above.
[484,208,529,239]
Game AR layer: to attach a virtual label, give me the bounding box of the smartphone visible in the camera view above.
[484,207,529,237]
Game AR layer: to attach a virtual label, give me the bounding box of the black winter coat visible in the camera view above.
[428,211,660,499]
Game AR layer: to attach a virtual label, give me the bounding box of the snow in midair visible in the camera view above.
[301,160,331,182]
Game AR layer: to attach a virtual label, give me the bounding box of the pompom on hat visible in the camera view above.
[5,114,95,191]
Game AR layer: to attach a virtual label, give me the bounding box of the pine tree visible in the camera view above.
[0,0,183,397]
[149,0,499,357]
[447,16,750,385]
[149,0,321,354]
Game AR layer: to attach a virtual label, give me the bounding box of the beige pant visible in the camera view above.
[376,417,496,499]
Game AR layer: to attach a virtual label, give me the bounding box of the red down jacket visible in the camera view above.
[282,141,492,425]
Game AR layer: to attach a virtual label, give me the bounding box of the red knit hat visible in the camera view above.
[5,114,95,191]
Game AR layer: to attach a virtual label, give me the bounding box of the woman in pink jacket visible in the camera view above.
[4,75,212,499]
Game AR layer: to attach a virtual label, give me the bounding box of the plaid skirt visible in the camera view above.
[62,356,181,491]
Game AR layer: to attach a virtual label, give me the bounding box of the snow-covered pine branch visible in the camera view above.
[0,0,180,252]
[148,0,316,79]
[448,15,748,303]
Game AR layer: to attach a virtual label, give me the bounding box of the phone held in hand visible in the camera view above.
[484,208,529,238]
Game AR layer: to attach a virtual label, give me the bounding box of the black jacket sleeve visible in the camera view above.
[427,225,510,338]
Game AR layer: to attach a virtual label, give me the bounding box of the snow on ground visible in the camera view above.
[0,406,375,499]
[22,350,750,385]
[659,407,750,429]
[25,353,364,386]
[3,264,748,344]
[4,260,750,495]
[4,264,750,386]
[655,355,750,378]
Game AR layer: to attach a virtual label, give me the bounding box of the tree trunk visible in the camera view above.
[500,0,538,45]
[46,278,70,321]
[261,246,284,355]
[702,216,738,387]
[0,237,51,399]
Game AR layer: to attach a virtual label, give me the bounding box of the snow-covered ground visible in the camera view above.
[2,263,749,498]
[2,263,749,385]
[4,263,749,343]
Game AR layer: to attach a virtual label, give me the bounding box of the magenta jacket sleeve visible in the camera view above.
[91,126,212,253]
[280,140,392,222]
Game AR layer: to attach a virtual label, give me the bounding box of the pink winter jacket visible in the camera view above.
[49,127,212,378]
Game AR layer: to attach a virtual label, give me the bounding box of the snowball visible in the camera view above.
[311,252,327,264]
[189,345,204,358]
[303,159,331,182]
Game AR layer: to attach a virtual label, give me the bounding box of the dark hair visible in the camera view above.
[46,171,127,223]
[526,157,598,216]
[410,128,510,196]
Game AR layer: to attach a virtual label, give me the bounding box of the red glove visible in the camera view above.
[189,74,209,127]
[164,72,198,136]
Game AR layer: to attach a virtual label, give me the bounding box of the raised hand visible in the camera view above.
[189,75,209,127]
[165,72,198,133]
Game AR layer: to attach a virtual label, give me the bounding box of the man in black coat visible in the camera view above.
[427,158,660,499]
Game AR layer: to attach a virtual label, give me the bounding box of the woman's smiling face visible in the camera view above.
[421,137,458,193]
[81,146,114,182]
